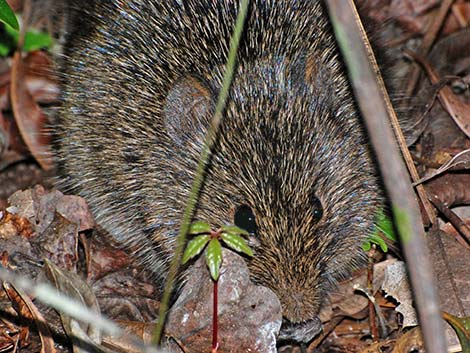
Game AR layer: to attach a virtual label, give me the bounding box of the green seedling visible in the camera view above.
[0,0,53,56]
[182,220,253,352]
[363,209,397,252]
[182,221,253,280]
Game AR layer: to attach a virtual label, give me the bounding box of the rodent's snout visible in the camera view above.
[278,316,322,343]
[276,282,322,323]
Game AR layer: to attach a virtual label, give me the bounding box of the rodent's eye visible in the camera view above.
[311,195,323,223]
[234,205,257,235]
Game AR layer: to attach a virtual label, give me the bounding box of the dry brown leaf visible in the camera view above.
[101,321,155,353]
[427,229,470,348]
[56,195,94,232]
[39,212,78,271]
[441,218,470,249]
[319,259,395,324]
[391,327,424,353]
[3,282,56,353]
[10,51,52,170]
[382,261,417,328]
[358,339,394,353]
[0,319,20,352]
[426,173,470,207]
[44,260,103,353]
[0,210,34,239]
[415,149,470,185]
[411,51,470,139]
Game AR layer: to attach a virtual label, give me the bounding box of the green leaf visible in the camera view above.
[363,233,388,252]
[23,30,53,52]
[221,232,253,257]
[364,209,396,253]
[375,210,396,241]
[188,220,211,235]
[0,0,19,30]
[221,224,249,237]
[0,42,9,56]
[4,25,53,52]
[443,312,470,353]
[205,238,222,281]
[182,234,210,264]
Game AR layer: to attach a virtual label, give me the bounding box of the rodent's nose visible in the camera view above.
[278,317,322,342]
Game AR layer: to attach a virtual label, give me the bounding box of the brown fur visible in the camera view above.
[54,0,383,340]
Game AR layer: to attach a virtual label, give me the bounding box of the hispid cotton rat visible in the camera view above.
[54,0,383,342]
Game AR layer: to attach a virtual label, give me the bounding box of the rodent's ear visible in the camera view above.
[164,77,213,147]
[304,53,320,86]
[288,52,319,85]
[286,52,318,88]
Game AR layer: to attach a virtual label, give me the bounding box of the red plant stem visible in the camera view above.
[212,279,219,352]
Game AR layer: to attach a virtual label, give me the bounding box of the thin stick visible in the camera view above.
[367,250,378,341]
[324,1,447,352]
[429,194,470,244]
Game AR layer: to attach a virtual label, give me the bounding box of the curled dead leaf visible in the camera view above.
[407,41,470,139]
[10,51,52,170]
[43,259,104,353]
[3,281,56,353]
[415,149,470,185]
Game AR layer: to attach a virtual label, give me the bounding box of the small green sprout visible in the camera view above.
[363,209,396,252]
[182,221,253,281]
[4,24,53,52]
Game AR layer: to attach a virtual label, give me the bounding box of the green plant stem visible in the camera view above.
[152,0,250,345]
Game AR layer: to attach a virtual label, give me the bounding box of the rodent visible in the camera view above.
[53,0,383,342]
